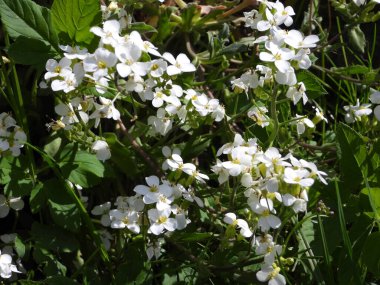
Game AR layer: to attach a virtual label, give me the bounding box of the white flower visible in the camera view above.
[369,91,380,121]
[109,209,140,233]
[256,264,286,285]
[51,69,78,93]
[90,19,121,47]
[285,30,319,49]
[59,45,88,60]
[44,57,72,80]
[275,67,297,86]
[134,176,173,207]
[244,10,262,30]
[89,97,121,128]
[283,168,314,187]
[0,195,24,218]
[292,115,314,135]
[148,208,177,235]
[250,197,281,232]
[248,106,270,127]
[286,82,308,105]
[146,239,164,260]
[91,201,112,226]
[162,52,196,76]
[343,100,372,123]
[224,212,253,238]
[91,140,111,162]
[83,47,117,80]
[259,42,294,73]
[0,250,20,278]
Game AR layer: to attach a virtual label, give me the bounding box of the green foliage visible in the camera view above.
[0,0,58,53]
[58,145,107,188]
[51,0,101,46]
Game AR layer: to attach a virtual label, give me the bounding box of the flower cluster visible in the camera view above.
[232,0,322,136]
[0,113,26,157]
[215,134,327,284]
[43,16,225,160]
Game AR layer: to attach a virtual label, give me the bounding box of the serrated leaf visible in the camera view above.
[0,0,58,52]
[336,123,367,189]
[51,0,101,45]
[8,36,57,66]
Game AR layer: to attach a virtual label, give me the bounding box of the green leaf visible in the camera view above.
[4,178,34,197]
[58,145,106,188]
[296,70,327,100]
[127,22,157,34]
[348,25,366,53]
[0,0,58,51]
[31,222,80,253]
[331,65,370,75]
[361,188,380,219]
[46,276,79,285]
[218,42,249,55]
[115,241,145,285]
[336,123,367,189]
[0,156,28,184]
[362,231,380,276]
[48,200,81,231]
[51,0,101,45]
[8,36,57,66]
[44,179,82,231]
[30,182,46,214]
[15,235,26,258]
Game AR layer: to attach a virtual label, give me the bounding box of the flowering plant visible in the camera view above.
[0,0,379,283]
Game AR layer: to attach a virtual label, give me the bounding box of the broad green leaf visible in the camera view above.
[31,222,80,253]
[8,36,56,66]
[0,0,58,51]
[362,232,380,276]
[51,0,101,45]
[58,145,106,188]
[336,123,367,189]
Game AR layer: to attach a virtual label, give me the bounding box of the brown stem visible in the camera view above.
[220,0,257,19]
[117,119,164,177]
